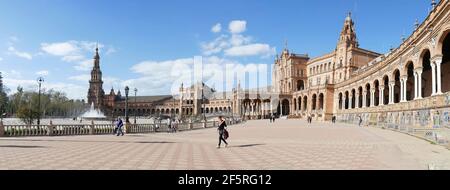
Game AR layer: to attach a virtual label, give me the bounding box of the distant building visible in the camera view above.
[89,1,450,127]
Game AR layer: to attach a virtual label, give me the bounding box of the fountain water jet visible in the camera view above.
[81,102,106,120]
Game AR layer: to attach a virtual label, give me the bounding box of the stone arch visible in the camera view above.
[393,69,401,103]
[373,80,380,106]
[318,93,324,110]
[435,25,450,57]
[382,75,389,105]
[338,93,343,110]
[303,96,308,111]
[298,96,302,112]
[297,80,305,91]
[365,83,371,107]
[419,49,432,98]
[440,29,450,93]
[405,61,415,101]
[312,94,317,110]
[351,89,356,109]
[344,91,349,109]
[357,86,363,108]
[281,99,290,115]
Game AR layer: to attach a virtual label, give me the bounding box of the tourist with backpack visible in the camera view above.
[217,116,228,149]
[116,118,124,136]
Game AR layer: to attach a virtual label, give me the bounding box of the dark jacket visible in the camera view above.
[218,120,227,130]
[117,119,124,128]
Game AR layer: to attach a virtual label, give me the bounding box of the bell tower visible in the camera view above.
[87,44,105,110]
[334,12,358,82]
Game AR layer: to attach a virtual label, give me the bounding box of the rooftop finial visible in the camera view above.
[96,42,99,52]
[414,19,419,30]
[284,39,288,50]
[432,0,437,9]
[346,12,352,21]
[401,34,405,42]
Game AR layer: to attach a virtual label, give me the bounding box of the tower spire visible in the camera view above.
[338,12,358,48]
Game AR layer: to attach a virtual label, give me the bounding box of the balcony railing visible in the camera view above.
[0,120,244,137]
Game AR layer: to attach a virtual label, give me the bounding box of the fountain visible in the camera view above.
[81,102,107,120]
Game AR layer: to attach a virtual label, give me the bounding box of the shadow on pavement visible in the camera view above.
[232,144,265,148]
[0,145,47,148]
[0,138,176,144]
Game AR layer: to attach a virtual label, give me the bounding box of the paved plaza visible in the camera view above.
[1,119,449,170]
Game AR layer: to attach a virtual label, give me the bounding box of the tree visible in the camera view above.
[0,72,9,117]
[16,105,39,125]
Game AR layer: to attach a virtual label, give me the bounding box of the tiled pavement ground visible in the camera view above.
[1,119,449,170]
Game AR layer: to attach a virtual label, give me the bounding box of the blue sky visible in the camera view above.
[0,0,434,100]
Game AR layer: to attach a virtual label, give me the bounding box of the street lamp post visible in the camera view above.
[125,86,129,123]
[134,88,137,124]
[37,77,44,128]
[202,82,206,122]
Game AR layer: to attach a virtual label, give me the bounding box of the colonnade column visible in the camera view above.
[431,62,437,96]
[379,86,384,106]
[362,90,367,108]
[413,72,418,99]
[435,57,443,95]
[355,91,360,108]
[348,94,353,109]
[389,81,395,104]
[370,88,375,107]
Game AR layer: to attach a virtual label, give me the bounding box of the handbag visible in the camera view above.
[223,129,229,140]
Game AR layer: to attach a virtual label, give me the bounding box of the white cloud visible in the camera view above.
[105,47,117,55]
[74,60,93,71]
[125,56,267,96]
[225,43,276,57]
[229,20,247,34]
[40,41,111,71]
[41,41,80,56]
[201,35,229,55]
[8,46,33,60]
[62,55,85,62]
[1,70,22,79]
[4,78,87,100]
[201,21,275,58]
[229,34,251,46]
[0,57,3,62]
[36,70,49,76]
[9,36,19,42]
[68,74,90,82]
[211,23,222,33]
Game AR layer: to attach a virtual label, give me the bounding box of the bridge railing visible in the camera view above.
[0,119,243,137]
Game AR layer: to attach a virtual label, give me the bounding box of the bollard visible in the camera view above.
[90,120,95,135]
[203,121,207,128]
[189,122,193,130]
[0,121,4,137]
[48,120,54,136]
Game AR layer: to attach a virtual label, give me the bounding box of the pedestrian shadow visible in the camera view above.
[232,144,265,148]
[0,145,47,148]
[0,139,176,144]
[135,141,175,144]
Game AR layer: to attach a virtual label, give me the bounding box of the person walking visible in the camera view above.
[217,116,228,149]
[116,118,124,136]
[167,118,172,133]
[174,119,178,133]
[358,116,363,127]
